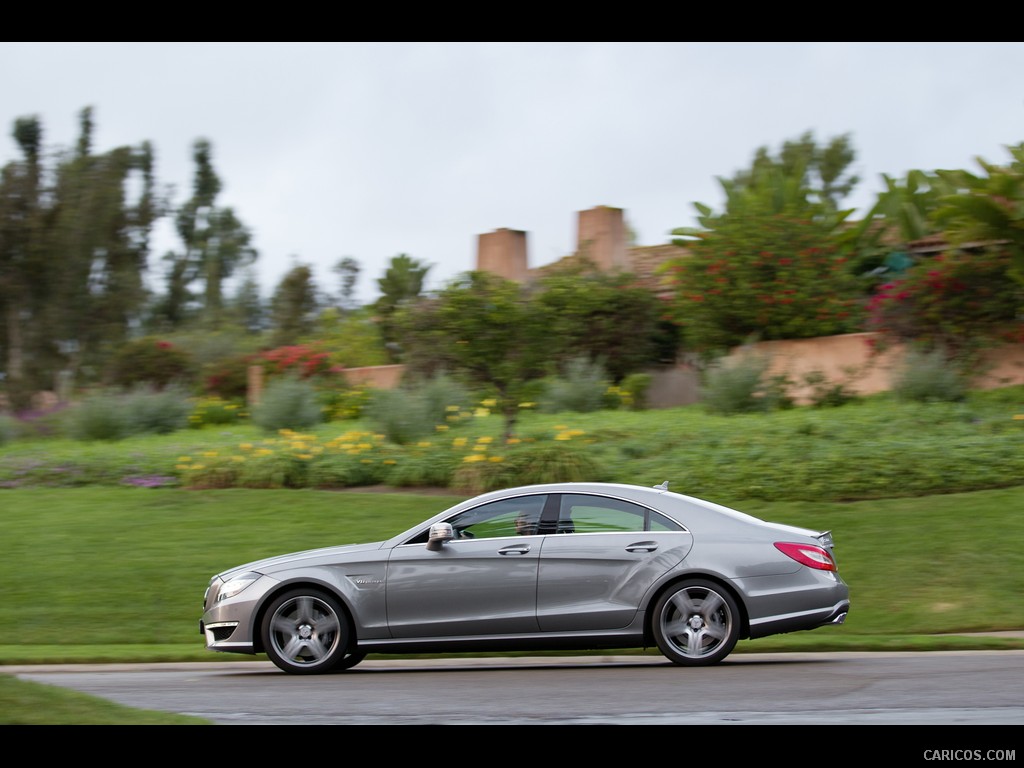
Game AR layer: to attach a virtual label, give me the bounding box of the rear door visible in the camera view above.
[536,493,693,631]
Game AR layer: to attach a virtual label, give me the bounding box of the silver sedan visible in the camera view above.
[201,482,850,674]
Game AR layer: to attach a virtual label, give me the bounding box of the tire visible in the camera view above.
[652,579,740,666]
[261,588,352,675]
[332,650,367,672]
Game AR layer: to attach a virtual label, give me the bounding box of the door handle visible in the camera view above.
[498,545,531,555]
[626,541,658,553]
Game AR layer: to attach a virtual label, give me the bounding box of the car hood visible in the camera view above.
[218,541,386,579]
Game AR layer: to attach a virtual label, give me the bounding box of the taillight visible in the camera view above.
[774,541,837,571]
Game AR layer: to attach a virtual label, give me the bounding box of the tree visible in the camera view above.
[332,257,361,312]
[663,134,862,354]
[375,253,430,358]
[534,260,670,380]
[270,263,319,346]
[160,139,257,329]
[397,271,550,440]
[48,108,162,383]
[934,142,1024,294]
[229,267,266,334]
[0,115,46,408]
[1,108,161,406]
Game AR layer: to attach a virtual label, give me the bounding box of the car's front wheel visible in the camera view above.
[652,579,740,666]
[261,588,353,675]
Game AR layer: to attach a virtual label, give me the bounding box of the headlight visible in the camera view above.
[217,571,261,602]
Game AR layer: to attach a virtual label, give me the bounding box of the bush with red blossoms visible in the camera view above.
[866,247,1021,354]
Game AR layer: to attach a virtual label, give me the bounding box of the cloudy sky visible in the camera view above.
[3,42,1023,305]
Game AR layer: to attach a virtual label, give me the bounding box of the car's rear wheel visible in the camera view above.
[652,579,740,666]
[261,588,352,675]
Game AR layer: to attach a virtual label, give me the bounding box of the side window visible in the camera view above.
[558,494,685,533]
[445,495,548,540]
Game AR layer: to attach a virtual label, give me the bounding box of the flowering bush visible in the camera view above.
[260,345,334,379]
[107,337,195,390]
[866,248,1021,354]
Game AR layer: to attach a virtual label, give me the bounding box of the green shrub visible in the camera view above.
[123,387,191,434]
[890,347,969,403]
[366,374,472,444]
[67,387,191,441]
[619,372,653,410]
[539,357,610,413]
[189,396,247,428]
[700,354,790,414]
[321,385,373,421]
[452,442,604,494]
[202,353,255,400]
[801,370,860,408]
[0,414,14,445]
[107,337,195,390]
[250,376,324,432]
[66,392,131,441]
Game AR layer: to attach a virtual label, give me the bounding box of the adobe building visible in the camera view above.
[475,205,689,292]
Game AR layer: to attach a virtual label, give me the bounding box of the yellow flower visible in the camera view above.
[476,436,493,444]
[177,456,192,463]
[435,424,449,432]
[488,456,504,463]
[239,443,253,451]
[462,454,486,463]
[202,451,218,457]
[505,437,521,445]
[474,408,491,417]
[481,398,497,407]
[452,437,468,447]
[231,456,246,463]
[417,441,432,448]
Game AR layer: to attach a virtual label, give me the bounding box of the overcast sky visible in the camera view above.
[3,42,1023,305]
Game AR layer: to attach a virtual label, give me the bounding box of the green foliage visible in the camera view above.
[934,141,1024,290]
[106,337,195,390]
[269,264,319,346]
[452,442,605,494]
[188,396,246,428]
[366,373,471,444]
[866,247,1022,353]
[664,132,863,352]
[67,386,190,441]
[534,264,669,379]
[0,414,13,445]
[398,271,552,439]
[201,352,254,400]
[890,347,969,403]
[801,370,860,408]
[619,372,653,410]
[2,388,1022,500]
[539,357,611,413]
[699,353,791,415]
[250,376,323,432]
[376,253,431,358]
[310,306,390,368]
[123,386,192,434]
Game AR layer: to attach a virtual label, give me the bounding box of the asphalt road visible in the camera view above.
[12,650,1024,728]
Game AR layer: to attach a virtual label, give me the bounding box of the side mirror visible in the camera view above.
[426,522,455,551]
